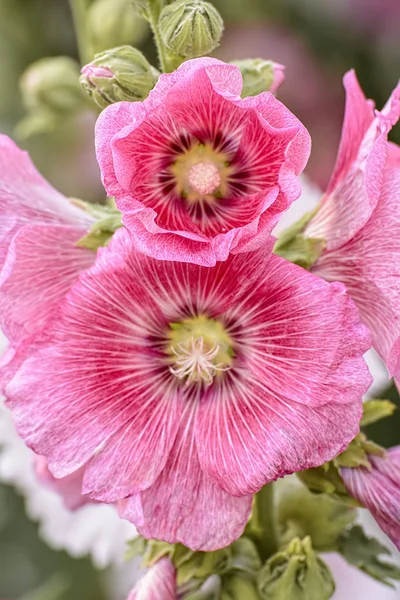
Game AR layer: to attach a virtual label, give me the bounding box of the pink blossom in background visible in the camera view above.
[305,72,400,376]
[34,456,90,511]
[127,558,177,600]
[95,57,310,266]
[0,135,95,387]
[341,447,400,550]
[7,229,371,550]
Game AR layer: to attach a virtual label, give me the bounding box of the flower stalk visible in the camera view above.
[69,0,93,64]
[248,483,279,562]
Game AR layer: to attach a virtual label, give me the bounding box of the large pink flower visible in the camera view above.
[127,558,177,600]
[305,72,400,376]
[341,447,400,550]
[6,229,371,550]
[0,135,95,385]
[95,58,311,266]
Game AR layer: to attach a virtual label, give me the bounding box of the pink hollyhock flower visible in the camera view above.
[0,135,95,385]
[305,72,400,376]
[7,229,371,550]
[127,558,177,600]
[95,57,311,266]
[341,447,400,550]
[34,455,89,511]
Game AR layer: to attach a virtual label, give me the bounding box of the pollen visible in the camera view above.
[167,315,234,386]
[188,162,221,196]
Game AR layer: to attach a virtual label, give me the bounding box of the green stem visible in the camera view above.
[146,0,169,72]
[69,0,93,64]
[249,483,279,562]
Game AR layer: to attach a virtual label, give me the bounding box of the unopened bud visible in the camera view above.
[232,59,285,98]
[88,0,148,54]
[20,57,85,114]
[258,537,335,600]
[80,46,158,109]
[159,1,223,58]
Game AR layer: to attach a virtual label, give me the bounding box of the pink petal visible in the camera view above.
[305,76,400,250]
[326,70,375,194]
[0,135,91,269]
[120,410,253,552]
[195,259,370,496]
[34,456,89,511]
[313,168,400,377]
[0,224,94,345]
[127,558,178,600]
[6,237,182,498]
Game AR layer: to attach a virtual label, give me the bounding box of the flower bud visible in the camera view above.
[232,59,285,98]
[20,57,85,114]
[258,537,335,600]
[80,46,158,109]
[88,0,148,54]
[159,1,224,58]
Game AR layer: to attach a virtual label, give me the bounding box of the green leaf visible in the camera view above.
[277,478,356,552]
[361,400,397,427]
[338,525,400,587]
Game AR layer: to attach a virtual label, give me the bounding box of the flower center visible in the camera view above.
[188,162,221,195]
[167,315,233,386]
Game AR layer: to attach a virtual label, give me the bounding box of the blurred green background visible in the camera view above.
[0,0,399,598]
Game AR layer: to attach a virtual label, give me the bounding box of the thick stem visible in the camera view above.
[249,483,279,562]
[69,0,93,64]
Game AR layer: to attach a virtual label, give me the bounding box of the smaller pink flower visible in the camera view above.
[127,558,177,600]
[341,447,400,550]
[305,72,400,376]
[34,456,90,511]
[0,135,95,386]
[95,57,311,266]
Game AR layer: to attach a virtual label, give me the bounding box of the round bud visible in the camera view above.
[232,59,285,98]
[88,0,148,54]
[20,57,86,113]
[80,45,158,109]
[159,1,224,59]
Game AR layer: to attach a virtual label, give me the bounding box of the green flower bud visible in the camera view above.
[20,57,86,114]
[258,537,335,600]
[80,45,158,109]
[88,0,149,54]
[232,59,285,98]
[159,1,223,58]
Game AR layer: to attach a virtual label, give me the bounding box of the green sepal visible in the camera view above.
[258,537,335,600]
[297,463,359,506]
[125,536,147,561]
[361,399,397,427]
[142,540,174,566]
[277,478,356,552]
[335,433,386,469]
[273,208,324,269]
[181,575,221,599]
[176,548,231,587]
[337,525,400,587]
[71,199,123,251]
